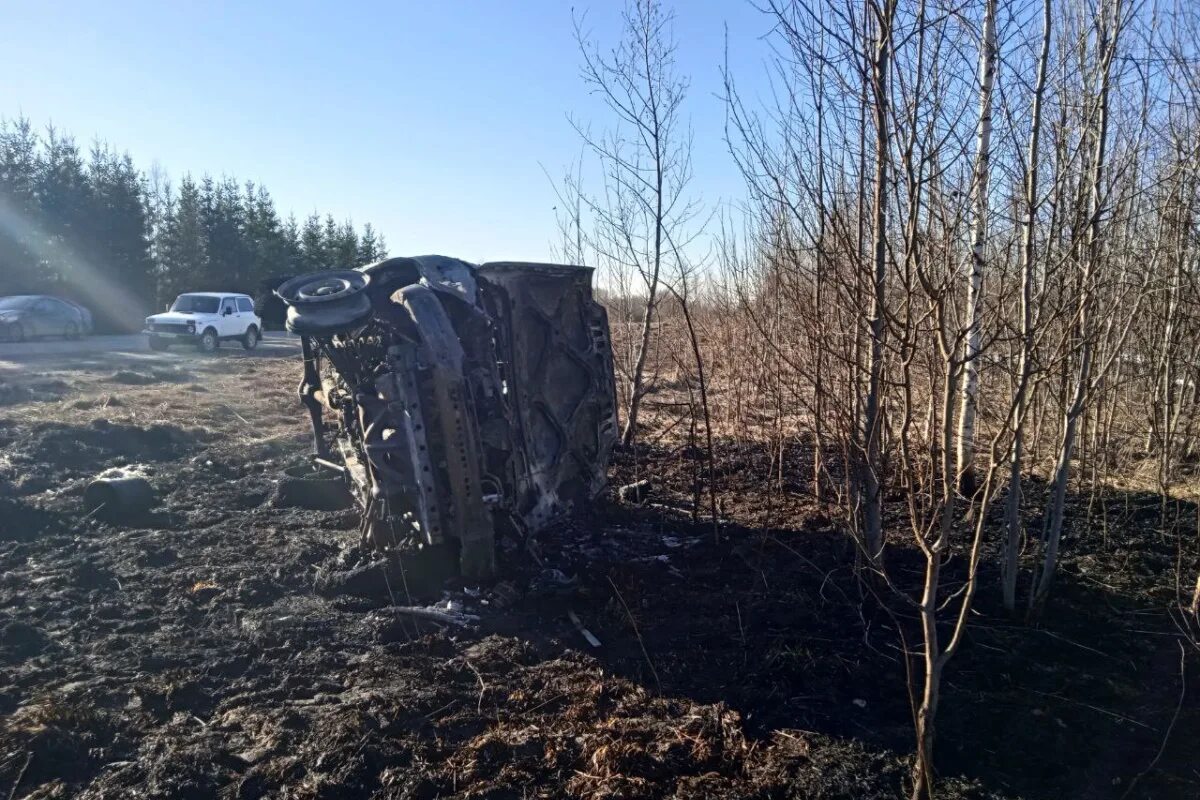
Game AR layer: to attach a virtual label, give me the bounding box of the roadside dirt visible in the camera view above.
[0,352,1195,799]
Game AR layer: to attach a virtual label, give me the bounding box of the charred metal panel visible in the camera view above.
[476,262,618,531]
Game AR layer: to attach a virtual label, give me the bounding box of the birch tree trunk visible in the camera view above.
[1002,0,1052,612]
[955,0,999,496]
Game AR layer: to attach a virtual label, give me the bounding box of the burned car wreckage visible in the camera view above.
[276,256,617,581]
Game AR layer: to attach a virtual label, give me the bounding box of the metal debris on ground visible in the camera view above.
[83,468,155,520]
[618,478,653,504]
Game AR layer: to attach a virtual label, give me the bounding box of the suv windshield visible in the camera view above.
[170,295,220,314]
[0,296,37,311]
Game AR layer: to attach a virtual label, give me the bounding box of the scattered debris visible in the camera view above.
[567,609,602,648]
[383,604,477,628]
[529,567,578,598]
[490,581,520,608]
[619,478,653,504]
[83,473,155,521]
[271,464,352,511]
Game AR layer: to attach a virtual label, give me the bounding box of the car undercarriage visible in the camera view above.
[275,256,618,580]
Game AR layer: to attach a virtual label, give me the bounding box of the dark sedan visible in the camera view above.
[0,295,90,342]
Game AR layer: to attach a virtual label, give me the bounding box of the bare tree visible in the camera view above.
[571,0,698,448]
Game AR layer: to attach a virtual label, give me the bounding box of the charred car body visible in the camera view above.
[276,256,617,580]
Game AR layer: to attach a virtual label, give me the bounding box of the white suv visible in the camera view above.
[145,293,262,353]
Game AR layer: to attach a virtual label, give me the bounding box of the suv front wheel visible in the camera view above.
[197,328,219,353]
[241,326,259,350]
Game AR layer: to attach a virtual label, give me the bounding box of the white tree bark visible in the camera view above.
[955,0,999,495]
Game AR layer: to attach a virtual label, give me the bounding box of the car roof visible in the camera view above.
[177,292,251,298]
[0,295,69,303]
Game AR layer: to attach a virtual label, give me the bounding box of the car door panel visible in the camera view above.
[32,301,53,336]
[219,298,238,336]
[51,301,72,335]
[237,298,256,335]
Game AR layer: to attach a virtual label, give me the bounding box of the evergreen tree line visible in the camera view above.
[0,116,386,331]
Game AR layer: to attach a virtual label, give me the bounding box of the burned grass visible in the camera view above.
[0,378,70,408]
[0,354,1194,799]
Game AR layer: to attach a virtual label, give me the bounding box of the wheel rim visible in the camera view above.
[203,332,215,349]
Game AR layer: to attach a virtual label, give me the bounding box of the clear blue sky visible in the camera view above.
[2,1,772,264]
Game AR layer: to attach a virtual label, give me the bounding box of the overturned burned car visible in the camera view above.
[276,256,617,582]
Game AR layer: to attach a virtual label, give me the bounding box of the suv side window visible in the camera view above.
[237,297,254,313]
[221,298,237,315]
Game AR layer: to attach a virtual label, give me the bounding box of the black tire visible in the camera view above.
[241,326,259,350]
[148,336,169,352]
[197,328,218,353]
[64,321,79,340]
[11,323,25,343]
[273,465,352,511]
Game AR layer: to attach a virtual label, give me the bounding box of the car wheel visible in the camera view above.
[197,328,218,353]
[11,323,25,343]
[148,336,169,352]
[241,326,259,350]
[65,322,79,340]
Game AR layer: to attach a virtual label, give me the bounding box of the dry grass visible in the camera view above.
[0,349,309,456]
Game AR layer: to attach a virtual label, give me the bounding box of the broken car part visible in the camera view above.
[276,256,618,580]
[84,475,155,520]
[273,463,354,512]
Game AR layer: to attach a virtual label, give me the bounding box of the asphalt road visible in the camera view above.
[0,330,299,366]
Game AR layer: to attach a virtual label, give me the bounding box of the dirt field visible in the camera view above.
[0,346,1196,799]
